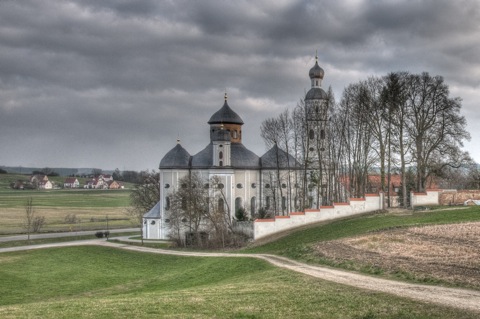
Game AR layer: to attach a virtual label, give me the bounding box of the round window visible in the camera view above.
[237,183,243,189]
[150,220,156,225]
[164,183,170,188]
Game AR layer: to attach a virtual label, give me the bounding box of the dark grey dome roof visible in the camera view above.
[260,144,300,169]
[191,143,260,168]
[305,87,328,100]
[208,101,244,125]
[159,143,191,169]
[309,61,324,79]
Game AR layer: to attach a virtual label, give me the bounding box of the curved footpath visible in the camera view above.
[1,239,479,313]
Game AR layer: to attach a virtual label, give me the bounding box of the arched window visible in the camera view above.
[219,151,223,159]
[233,130,238,139]
[219,161,223,167]
[320,129,325,140]
[165,197,170,211]
[218,198,225,213]
[309,129,314,140]
[282,196,287,210]
[251,197,256,216]
[266,196,270,209]
[235,197,243,213]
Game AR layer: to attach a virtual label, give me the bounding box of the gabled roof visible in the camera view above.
[64,177,78,183]
[260,144,301,169]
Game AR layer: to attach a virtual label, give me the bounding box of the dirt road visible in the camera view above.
[2,240,480,313]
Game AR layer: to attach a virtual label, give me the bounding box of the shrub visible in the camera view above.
[64,213,79,224]
[32,216,46,232]
[95,231,104,238]
[235,207,247,221]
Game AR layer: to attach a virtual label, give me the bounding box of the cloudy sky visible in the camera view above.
[1,0,479,171]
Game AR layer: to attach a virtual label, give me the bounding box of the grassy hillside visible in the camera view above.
[0,246,476,319]
[245,207,480,255]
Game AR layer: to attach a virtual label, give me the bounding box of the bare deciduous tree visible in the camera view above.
[127,170,160,245]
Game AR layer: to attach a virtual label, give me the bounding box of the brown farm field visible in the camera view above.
[313,221,480,289]
[0,174,134,234]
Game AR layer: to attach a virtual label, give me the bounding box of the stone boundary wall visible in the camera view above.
[439,189,480,205]
[254,193,384,240]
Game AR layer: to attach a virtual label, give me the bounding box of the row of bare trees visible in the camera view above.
[261,72,471,209]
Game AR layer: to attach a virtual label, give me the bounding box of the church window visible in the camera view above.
[282,196,287,210]
[316,80,318,86]
[218,198,225,213]
[165,197,170,210]
[281,183,287,189]
[151,220,156,225]
[251,197,256,216]
[164,183,170,188]
[165,219,170,223]
[235,197,242,213]
[265,183,270,189]
[219,144,223,148]
[219,161,223,167]
[233,130,238,139]
[251,183,256,188]
[181,218,187,223]
[309,129,314,140]
[219,151,223,159]
[320,129,325,139]
[266,196,270,209]
[237,183,243,189]
[218,183,224,189]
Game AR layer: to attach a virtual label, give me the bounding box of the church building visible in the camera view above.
[144,56,328,240]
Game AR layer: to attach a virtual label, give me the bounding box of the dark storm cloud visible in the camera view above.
[1,0,479,170]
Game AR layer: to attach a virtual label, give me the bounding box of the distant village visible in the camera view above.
[11,174,124,190]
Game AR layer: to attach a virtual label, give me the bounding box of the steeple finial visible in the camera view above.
[224,89,228,102]
[315,50,318,63]
[176,135,180,144]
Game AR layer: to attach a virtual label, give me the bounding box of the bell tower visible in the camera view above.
[304,53,330,208]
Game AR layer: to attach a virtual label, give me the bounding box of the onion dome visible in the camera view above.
[208,93,244,125]
[309,61,324,80]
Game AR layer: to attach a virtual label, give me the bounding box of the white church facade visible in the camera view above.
[143,57,328,240]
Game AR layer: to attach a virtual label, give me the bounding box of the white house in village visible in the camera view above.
[30,174,53,190]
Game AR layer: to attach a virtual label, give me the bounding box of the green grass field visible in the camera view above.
[0,246,476,319]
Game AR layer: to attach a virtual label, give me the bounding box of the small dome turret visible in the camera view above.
[309,61,324,80]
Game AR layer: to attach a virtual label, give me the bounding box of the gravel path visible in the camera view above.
[2,240,480,313]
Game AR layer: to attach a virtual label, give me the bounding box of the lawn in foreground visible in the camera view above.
[0,246,476,318]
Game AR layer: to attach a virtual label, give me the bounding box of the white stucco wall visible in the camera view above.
[410,190,441,207]
[254,193,385,240]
